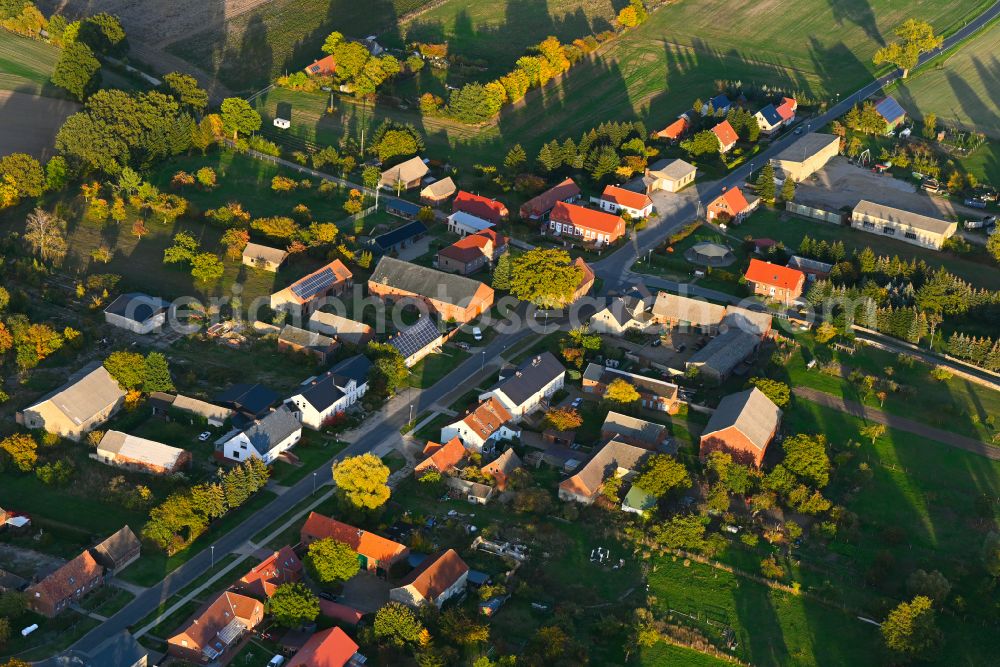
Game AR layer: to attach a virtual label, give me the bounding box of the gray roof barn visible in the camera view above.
[686,329,760,379]
[27,362,126,428]
[702,388,782,453]
[370,256,486,307]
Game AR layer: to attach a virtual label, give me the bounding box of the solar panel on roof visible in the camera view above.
[291,267,336,300]
[390,318,441,359]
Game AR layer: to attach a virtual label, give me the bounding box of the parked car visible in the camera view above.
[473,326,483,341]
[571,397,583,408]
[268,657,286,667]
[651,338,662,347]
[964,198,988,209]
[198,432,212,442]
[674,344,687,353]
[318,591,336,601]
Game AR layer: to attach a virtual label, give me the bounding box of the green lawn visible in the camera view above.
[736,207,1000,291]
[270,434,348,484]
[784,334,1000,442]
[646,556,882,666]
[892,19,1000,139]
[413,411,454,442]
[0,610,100,661]
[119,490,278,586]
[405,348,472,388]
[640,641,732,667]
[0,29,61,95]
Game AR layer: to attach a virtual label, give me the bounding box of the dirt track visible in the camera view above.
[0,91,78,159]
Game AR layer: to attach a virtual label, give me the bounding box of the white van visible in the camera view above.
[268,656,286,667]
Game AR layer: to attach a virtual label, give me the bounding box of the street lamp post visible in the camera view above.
[481,350,486,371]
[210,545,215,569]
[313,471,317,494]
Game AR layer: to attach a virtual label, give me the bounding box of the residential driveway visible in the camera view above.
[340,571,391,613]
[793,387,1000,461]
[395,236,434,261]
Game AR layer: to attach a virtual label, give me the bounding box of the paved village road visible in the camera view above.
[592,0,1000,295]
[62,324,537,657]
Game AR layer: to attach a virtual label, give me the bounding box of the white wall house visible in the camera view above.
[440,397,520,453]
[478,351,566,421]
[104,293,170,335]
[285,356,371,430]
[222,406,302,464]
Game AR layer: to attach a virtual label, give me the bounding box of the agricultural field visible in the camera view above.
[165,0,433,93]
[893,20,1000,138]
[0,29,61,95]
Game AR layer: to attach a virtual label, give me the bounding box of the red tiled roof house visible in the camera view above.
[167,591,264,664]
[288,626,364,667]
[546,201,626,247]
[595,185,654,218]
[519,178,581,220]
[26,551,104,617]
[436,229,508,276]
[706,187,759,224]
[440,397,518,453]
[653,115,689,141]
[390,549,469,608]
[744,258,806,304]
[414,436,468,476]
[237,546,302,598]
[453,191,508,224]
[712,120,739,153]
[301,513,409,572]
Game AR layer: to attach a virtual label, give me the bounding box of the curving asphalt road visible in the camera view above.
[592,0,1000,294]
[44,2,1000,662]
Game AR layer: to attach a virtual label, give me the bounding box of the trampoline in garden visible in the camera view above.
[686,241,736,267]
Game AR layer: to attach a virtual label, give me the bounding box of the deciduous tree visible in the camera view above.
[881,596,941,660]
[52,41,101,100]
[220,97,261,141]
[333,453,391,510]
[543,407,583,432]
[269,583,320,628]
[23,208,67,263]
[604,377,640,405]
[0,433,38,472]
[634,455,691,497]
[509,248,583,307]
[748,377,790,407]
[781,433,831,488]
[374,601,424,645]
[305,538,361,585]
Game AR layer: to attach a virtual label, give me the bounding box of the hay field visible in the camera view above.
[0,90,78,159]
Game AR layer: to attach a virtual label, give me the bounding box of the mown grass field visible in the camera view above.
[166,0,433,93]
[893,19,1000,138]
[0,29,60,95]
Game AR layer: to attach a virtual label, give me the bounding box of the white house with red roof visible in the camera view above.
[755,97,798,135]
[706,187,759,223]
[547,201,626,246]
[453,191,508,224]
[744,258,806,305]
[712,120,739,153]
[440,396,519,453]
[594,185,653,218]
